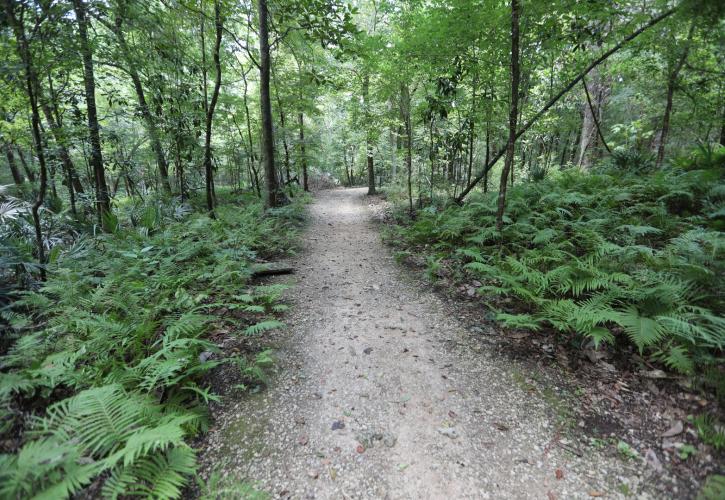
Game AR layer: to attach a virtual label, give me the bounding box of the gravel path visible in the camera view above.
[199,188,646,499]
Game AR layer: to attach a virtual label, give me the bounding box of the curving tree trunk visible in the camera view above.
[653,23,694,169]
[3,0,48,279]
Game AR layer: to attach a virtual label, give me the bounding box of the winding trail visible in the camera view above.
[199,188,643,499]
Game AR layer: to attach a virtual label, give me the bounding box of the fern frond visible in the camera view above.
[245,320,285,336]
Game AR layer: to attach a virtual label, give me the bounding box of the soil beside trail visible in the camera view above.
[198,188,669,499]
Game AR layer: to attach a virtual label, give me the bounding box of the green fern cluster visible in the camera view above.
[0,193,305,498]
[392,146,724,375]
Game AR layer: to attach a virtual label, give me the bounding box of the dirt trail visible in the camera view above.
[199,188,645,499]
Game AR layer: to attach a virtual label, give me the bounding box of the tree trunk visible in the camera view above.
[298,112,308,192]
[400,83,413,212]
[280,110,291,183]
[15,147,36,182]
[40,101,78,216]
[363,73,376,195]
[240,68,261,197]
[258,0,284,207]
[457,7,675,202]
[203,0,223,215]
[73,0,112,229]
[495,0,520,230]
[108,13,171,193]
[653,23,694,168]
[577,66,602,169]
[483,119,491,193]
[41,96,84,194]
[343,147,352,187]
[4,143,24,185]
[4,0,48,279]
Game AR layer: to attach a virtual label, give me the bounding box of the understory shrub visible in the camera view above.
[0,193,307,498]
[389,146,724,376]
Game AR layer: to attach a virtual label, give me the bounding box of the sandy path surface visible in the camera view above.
[199,188,644,499]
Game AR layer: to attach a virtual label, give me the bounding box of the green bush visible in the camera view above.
[0,194,306,498]
[389,147,725,375]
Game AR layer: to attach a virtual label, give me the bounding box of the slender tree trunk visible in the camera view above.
[258,0,284,207]
[484,122,490,193]
[41,94,84,194]
[399,84,413,212]
[4,143,24,185]
[40,102,78,216]
[495,0,520,230]
[202,0,223,215]
[271,64,291,184]
[15,147,35,182]
[240,69,261,197]
[349,153,354,187]
[73,0,112,229]
[4,0,48,279]
[280,110,291,183]
[577,66,603,168]
[298,112,308,191]
[107,14,171,193]
[363,73,376,195]
[458,7,676,202]
[343,147,352,187]
[581,78,611,155]
[654,23,694,168]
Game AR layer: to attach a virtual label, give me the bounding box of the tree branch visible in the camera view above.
[456,7,676,203]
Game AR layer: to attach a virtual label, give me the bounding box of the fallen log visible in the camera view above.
[251,263,295,277]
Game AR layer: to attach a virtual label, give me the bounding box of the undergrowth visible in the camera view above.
[0,192,307,498]
[387,146,724,379]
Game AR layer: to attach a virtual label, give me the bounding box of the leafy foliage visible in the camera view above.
[0,194,305,498]
[390,148,725,374]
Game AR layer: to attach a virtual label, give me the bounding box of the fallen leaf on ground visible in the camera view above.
[660,420,683,437]
[644,448,663,472]
[555,468,564,480]
[356,444,365,453]
[437,427,459,439]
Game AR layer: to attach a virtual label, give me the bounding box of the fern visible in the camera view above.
[103,445,196,499]
[698,475,725,500]
[245,320,285,336]
[391,151,724,374]
[612,307,666,352]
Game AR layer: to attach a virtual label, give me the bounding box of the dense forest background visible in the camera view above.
[0,0,723,497]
